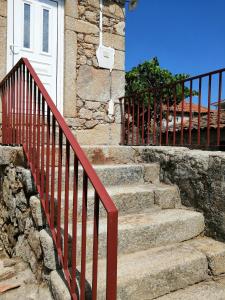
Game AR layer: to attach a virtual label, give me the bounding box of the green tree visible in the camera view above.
[125,57,193,106]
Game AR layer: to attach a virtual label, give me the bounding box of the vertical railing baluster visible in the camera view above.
[36,90,41,186]
[22,65,25,145]
[207,75,212,146]
[12,73,15,143]
[197,78,202,146]
[217,72,222,146]
[132,97,134,145]
[9,76,12,143]
[166,97,169,145]
[121,98,126,145]
[29,76,33,160]
[1,84,6,143]
[40,97,45,203]
[180,83,185,145]
[153,94,157,145]
[173,86,177,146]
[32,84,37,174]
[188,80,193,145]
[63,139,70,270]
[6,79,10,144]
[106,212,118,300]
[80,171,88,300]
[18,67,22,144]
[15,69,19,144]
[45,107,51,215]
[142,100,145,144]
[127,98,130,145]
[136,98,140,145]
[50,116,56,229]
[159,96,162,145]
[56,128,63,249]
[92,191,99,300]
[147,95,150,145]
[25,69,29,152]
[71,155,78,296]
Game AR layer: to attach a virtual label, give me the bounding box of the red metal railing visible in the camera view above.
[0,58,118,299]
[120,67,225,148]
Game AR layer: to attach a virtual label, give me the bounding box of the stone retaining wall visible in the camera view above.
[138,146,225,241]
[0,146,70,298]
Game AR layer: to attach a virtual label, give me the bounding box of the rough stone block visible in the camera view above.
[187,237,225,276]
[21,168,37,195]
[114,50,125,71]
[143,163,160,183]
[112,70,125,101]
[50,270,71,300]
[75,19,98,34]
[64,29,77,118]
[103,32,125,51]
[30,196,46,228]
[74,123,121,145]
[65,0,78,18]
[114,21,125,36]
[77,65,110,102]
[40,229,59,270]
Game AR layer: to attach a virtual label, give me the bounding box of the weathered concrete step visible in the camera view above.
[156,279,225,300]
[57,183,181,221]
[66,209,204,262]
[86,243,209,299]
[54,163,160,189]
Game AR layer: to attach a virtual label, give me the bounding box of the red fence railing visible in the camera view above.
[0,58,118,300]
[120,67,225,148]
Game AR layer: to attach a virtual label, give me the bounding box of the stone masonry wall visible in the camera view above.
[68,0,125,145]
[0,146,69,299]
[137,146,225,242]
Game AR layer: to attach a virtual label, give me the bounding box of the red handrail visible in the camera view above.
[120,67,225,148]
[0,58,118,299]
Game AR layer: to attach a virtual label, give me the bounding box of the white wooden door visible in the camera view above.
[8,0,59,106]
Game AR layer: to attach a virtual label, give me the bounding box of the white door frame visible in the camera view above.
[7,0,64,115]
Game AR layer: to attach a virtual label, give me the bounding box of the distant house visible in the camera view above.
[162,100,209,129]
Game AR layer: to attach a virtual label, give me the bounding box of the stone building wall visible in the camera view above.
[69,0,125,145]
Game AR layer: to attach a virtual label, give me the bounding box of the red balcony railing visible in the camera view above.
[120,67,225,148]
[0,58,118,300]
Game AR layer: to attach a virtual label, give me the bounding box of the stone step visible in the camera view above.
[48,145,140,166]
[56,183,181,222]
[156,279,225,300]
[48,236,225,299]
[53,163,160,190]
[184,236,225,276]
[85,242,209,299]
[63,209,204,263]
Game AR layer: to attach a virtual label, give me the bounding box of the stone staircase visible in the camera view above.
[48,146,225,299]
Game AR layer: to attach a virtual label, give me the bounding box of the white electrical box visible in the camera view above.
[96,45,115,71]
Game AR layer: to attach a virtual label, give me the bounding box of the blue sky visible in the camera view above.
[125,0,225,77]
